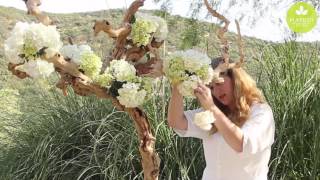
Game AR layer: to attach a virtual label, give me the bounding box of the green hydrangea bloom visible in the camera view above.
[196,65,209,80]
[141,77,153,95]
[95,73,114,88]
[22,38,38,60]
[165,56,186,85]
[131,19,157,46]
[79,52,102,79]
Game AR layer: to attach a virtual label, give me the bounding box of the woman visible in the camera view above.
[167,57,275,180]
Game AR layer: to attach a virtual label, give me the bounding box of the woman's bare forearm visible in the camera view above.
[167,86,187,130]
[209,106,244,152]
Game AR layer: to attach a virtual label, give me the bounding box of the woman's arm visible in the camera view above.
[195,84,244,153]
[209,106,244,152]
[167,86,188,130]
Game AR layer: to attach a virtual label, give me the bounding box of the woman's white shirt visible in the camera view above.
[174,103,275,180]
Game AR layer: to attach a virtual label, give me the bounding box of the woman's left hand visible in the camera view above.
[194,83,215,110]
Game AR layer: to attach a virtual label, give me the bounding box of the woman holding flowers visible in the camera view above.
[167,57,275,180]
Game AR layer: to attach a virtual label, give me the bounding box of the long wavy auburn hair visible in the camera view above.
[210,57,265,133]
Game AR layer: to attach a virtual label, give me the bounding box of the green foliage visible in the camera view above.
[179,19,203,50]
[0,84,138,179]
[254,42,320,179]
[0,80,204,180]
[0,88,21,116]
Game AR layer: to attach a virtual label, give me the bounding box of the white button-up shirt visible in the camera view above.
[174,103,275,180]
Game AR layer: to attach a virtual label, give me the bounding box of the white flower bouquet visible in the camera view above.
[95,59,154,108]
[4,21,63,78]
[163,49,215,98]
[131,13,168,46]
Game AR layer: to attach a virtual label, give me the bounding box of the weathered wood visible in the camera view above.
[24,0,52,25]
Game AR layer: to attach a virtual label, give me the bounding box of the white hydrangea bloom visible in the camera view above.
[165,49,215,98]
[60,44,92,65]
[4,22,62,64]
[4,22,30,64]
[177,75,200,98]
[147,15,168,42]
[202,66,215,84]
[136,13,168,42]
[117,82,147,108]
[27,23,62,52]
[164,49,212,82]
[95,60,154,107]
[107,59,136,82]
[60,45,78,61]
[78,44,92,52]
[183,49,211,73]
[15,59,55,78]
[193,110,216,131]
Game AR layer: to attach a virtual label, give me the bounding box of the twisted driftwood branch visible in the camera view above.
[235,20,244,68]
[23,0,52,25]
[93,0,163,77]
[204,0,244,83]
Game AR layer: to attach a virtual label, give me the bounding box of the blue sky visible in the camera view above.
[0,0,319,42]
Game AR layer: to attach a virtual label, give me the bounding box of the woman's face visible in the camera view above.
[209,72,235,107]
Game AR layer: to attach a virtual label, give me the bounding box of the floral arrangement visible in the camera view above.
[164,49,217,130]
[163,49,215,98]
[4,21,155,108]
[131,13,168,46]
[4,22,62,78]
[95,59,153,108]
[60,44,102,80]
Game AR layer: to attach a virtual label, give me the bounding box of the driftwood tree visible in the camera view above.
[7,0,244,179]
[9,0,161,179]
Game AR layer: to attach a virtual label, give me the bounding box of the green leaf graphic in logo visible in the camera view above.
[286,2,318,33]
